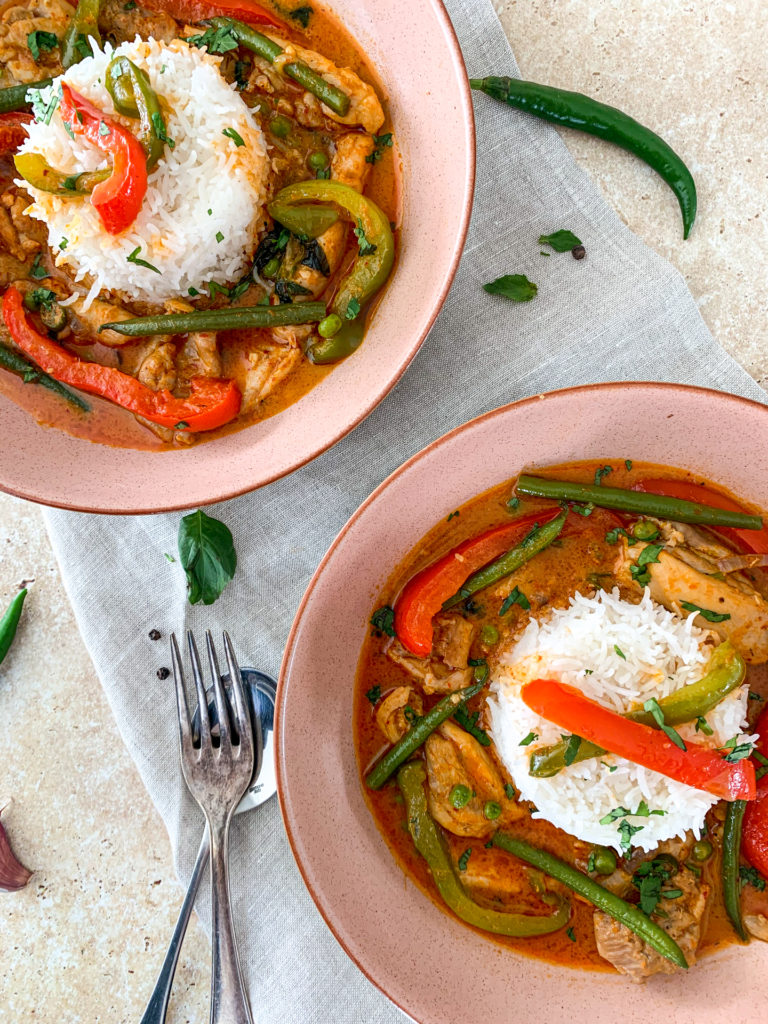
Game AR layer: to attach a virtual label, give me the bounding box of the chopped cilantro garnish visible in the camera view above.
[519,731,538,746]
[187,25,239,54]
[234,59,250,91]
[614,644,626,660]
[365,131,393,164]
[617,820,644,855]
[722,737,754,763]
[454,706,490,746]
[446,510,459,521]
[27,30,58,61]
[565,926,576,942]
[750,691,765,702]
[504,783,516,800]
[59,236,68,250]
[98,120,111,137]
[499,586,530,615]
[29,254,47,280]
[695,716,713,736]
[570,502,594,517]
[600,761,618,773]
[507,495,520,510]
[126,246,161,274]
[345,297,361,320]
[188,286,200,297]
[354,218,377,256]
[680,601,731,623]
[600,806,632,824]
[625,459,633,471]
[594,465,613,486]
[643,697,687,751]
[562,734,582,766]
[740,865,766,892]
[289,4,313,27]
[370,605,396,637]
[457,847,472,872]
[605,526,630,545]
[151,111,174,148]
[222,126,245,147]
[215,231,224,243]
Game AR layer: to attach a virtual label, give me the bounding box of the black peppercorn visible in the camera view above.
[572,244,586,260]
[156,666,170,680]
[148,629,161,641]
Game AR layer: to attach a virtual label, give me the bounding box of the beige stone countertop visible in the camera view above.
[1,1,767,1020]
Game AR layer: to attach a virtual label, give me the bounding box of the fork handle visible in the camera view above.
[209,813,253,1024]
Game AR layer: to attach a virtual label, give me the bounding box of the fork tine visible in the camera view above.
[186,631,211,750]
[205,630,231,745]
[170,633,193,756]
[223,631,260,773]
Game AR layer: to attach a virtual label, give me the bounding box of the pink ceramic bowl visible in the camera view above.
[278,383,768,1024]
[0,0,474,514]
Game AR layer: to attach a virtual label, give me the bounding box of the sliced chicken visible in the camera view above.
[616,537,768,662]
[386,640,473,695]
[98,0,177,44]
[266,34,385,132]
[136,341,177,392]
[432,613,475,671]
[69,295,135,348]
[375,686,423,744]
[425,719,506,838]
[745,915,768,941]
[241,342,301,413]
[0,0,72,84]
[177,331,222,381]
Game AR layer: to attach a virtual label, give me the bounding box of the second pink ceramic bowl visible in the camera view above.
[278,383,768,1024]
[0,0,474,513]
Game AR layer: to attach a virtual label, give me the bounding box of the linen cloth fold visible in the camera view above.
[43,0,765,1019]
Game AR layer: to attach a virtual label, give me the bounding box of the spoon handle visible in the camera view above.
[139,828,209,1024]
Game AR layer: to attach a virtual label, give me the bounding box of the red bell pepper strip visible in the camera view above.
[634,479,768,555]
[394,510,561,657]
[59,83,147,235]
[141,0,284,26]
[2,286,240,431]
[520,677,756,801]
[0,112,31,154]
[742,706,768,877]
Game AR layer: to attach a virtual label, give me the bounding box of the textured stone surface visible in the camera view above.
[1,1,766,1020]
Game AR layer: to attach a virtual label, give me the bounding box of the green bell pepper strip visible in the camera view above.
[516,475,763,530]
[529,641,746,777]
[105,57,168,170]
[0,341,90,411]
[442,509,568,610]
[100,301,328,337]
[267,179,395,323]
[722,799,749,941]
[492,832,688,967]
[365,682,484,790]
[469,77,696,240]
[61,0,102,68]
[267,200,339,239]
[307,316,364,365]
[206,17,350,116]
[0,589,27,667]
[398,763,571,936]
[0,79,53,114]
[14,151,110,196]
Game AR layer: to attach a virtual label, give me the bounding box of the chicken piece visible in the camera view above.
[746,915,768,941]
[432,613,475,670]
[2,192,46,254]
[98,0,177,45]
[0,0,72,84]
[616,537,768,662]
[293,90,327,129]
[266,34,385,133]
[657,520,736,561]
[241,342,301,413]
[177,332,222,381]
[136,340,177,392]
[425,719,506,838]
[741,874,768,941]
[0,204,31,262]
[386,639,473,694]
[594,869,709,981]
[375,686,423,744]
[69,295,136,347]
[0,251,32,287]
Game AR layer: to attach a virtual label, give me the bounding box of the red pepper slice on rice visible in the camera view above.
[59,83,148,235]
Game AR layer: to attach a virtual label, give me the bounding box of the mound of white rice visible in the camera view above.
[487,589,755,852]
[17,37,269,308]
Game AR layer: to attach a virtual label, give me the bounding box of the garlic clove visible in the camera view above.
[0,814,32,892]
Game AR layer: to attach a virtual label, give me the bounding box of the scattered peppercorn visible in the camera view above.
[156,666,170,680]
[148,628,161,640]
[572,245,586,260]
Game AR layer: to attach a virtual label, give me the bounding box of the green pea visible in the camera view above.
[308,150,329,171]
[318,313,342,338]
[691,839,713,862]
[483,801,502,821]
[270,115,292,138]
[480,624,499,645]
[450,784,471,809]
[262,257,281,278]
[589,846,617,875]
[632,519,660,541]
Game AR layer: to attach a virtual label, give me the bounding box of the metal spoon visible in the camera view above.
[140,668,277,1024]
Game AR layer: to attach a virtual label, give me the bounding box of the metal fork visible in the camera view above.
[171,630,257,1024]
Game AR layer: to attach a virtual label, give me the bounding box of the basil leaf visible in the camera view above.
[680,601,731,623]
[370,606,396,637]
[538,229,582,252]
[178,509,237,606]
[482,274,537,302]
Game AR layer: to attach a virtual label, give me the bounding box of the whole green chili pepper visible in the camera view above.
[0,342,90,411]
[722,799,749,941]
[442,509,568,610]
[470,77,697,239]
[365,682,484,790]
[207,18,350,116]
[492,832,688,968]
[530,641,746,777]
[105,57,168,170]
[61,0,102,69]
[398,762,571,936]
[0,589,27,667]
[14,151,110,197]
[267,201,339,239]
[0,78,53,114]
[516,475,762,530]
[100,302,328,337]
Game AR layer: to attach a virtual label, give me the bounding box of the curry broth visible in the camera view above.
[0,0,400,449]
[354,460,768,971]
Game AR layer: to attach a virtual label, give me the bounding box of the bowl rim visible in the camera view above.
[276,380,768,1019]
[0,0,476,516]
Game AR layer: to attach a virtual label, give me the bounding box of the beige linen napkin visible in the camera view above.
[42,0,765,1019]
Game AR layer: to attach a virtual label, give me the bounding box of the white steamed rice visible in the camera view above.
[487,588,755,852]
[17,36,269,308]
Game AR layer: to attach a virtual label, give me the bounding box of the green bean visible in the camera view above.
[365,681,484,790]
[442,509,567,609]
[208,18,351,116]
[0,589,26,667]
[61,0,102,69]
[0,78,53,114]
[492,832,688,968]
[0,342,90,412]
[100,302,328,337]
[722,800,748,941]
[516,475,762,529]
